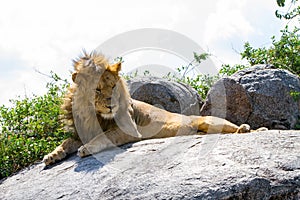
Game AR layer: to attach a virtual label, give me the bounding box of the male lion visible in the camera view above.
[43,52,256,165]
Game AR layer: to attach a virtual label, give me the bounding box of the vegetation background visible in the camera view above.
[0,0,299,179]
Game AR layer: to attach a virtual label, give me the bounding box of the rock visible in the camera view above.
[1,130,300,199]
[200,65,300,129]
[127,77,202,115]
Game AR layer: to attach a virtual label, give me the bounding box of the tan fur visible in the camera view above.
[43,52,264,165]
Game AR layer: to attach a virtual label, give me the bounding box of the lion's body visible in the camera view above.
[43,53,255,165]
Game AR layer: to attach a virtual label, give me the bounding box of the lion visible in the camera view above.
[43,52,261,165]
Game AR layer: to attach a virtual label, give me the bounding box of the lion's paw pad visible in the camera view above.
[237,124,251,133]
[43,149,66,166]
[78,146,90,158]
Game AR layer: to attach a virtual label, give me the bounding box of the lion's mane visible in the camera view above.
[60,52,138,143]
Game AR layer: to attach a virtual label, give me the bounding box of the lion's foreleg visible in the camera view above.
[192,116,250,134]
[78,128,139,157]
[43,137,82,165]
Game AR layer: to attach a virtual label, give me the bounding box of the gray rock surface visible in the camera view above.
[128,77,202,115]
[1,130,300,199]
[201,65,300,129]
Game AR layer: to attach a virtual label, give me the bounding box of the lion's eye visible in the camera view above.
[96,88,101,93]
[112,85,116,89]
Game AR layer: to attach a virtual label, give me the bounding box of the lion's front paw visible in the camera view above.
[236,124,251,133]
[43,147,66,166]
[77,145,91,158]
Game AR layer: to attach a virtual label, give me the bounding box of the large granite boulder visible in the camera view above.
[200,65,300,129]
[127,77,202,115]
[1,131,299,199]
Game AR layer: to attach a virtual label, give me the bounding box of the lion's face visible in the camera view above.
[94,63,122,119]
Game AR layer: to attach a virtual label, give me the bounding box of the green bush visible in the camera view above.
[241,27,300,75]
[218,64,247,76]
[0,72,71,179]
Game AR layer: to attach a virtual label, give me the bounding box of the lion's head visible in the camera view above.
[69,52,141,139]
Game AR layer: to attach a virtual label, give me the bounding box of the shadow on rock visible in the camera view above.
[74,143,133,172]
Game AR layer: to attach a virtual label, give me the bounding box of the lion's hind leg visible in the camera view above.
[192,116,251,134]
[43,137,82,165]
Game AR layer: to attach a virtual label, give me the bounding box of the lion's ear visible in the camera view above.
[72,72,78,82]
[108,62,121,74]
